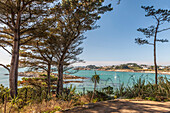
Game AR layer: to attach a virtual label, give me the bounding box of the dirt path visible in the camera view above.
[63,99,170,113]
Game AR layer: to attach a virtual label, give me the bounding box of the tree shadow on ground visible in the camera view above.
[63,100,170,113]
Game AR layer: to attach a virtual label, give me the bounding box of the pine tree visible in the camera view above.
[0,0,54,97]
[19,23,58,95]
[135,6,170,84]
[48,0,113,95]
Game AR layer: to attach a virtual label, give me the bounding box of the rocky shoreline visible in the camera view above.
[18,72,88,80]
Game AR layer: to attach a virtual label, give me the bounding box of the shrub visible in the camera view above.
[87,90,111,102]
[0,84,10,104]
[114,77,170,101]
[102,86,114,95]
[57,84,78,101]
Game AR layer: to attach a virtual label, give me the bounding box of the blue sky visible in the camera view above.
[75,0,170,66]
[0,0,170,66]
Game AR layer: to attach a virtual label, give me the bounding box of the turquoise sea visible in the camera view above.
[67,70,170,92]
[0,68,22,87]
[0,68,170,92]
[0,68,9,87]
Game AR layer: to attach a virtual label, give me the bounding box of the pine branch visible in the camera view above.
[0,45,12,55]
[0,64,10,72]
[158,27,170,32]
[0,30,14,37]
[0,1,11,9]
[156,39,168,43]
[135,38,154,45]
[0,39,13,46]
[20,36,35,45]
[20,28,36,35]
[36,42,49,62]
[0,18,14,31]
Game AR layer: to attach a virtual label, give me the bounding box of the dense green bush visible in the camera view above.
[102,86,114,95]
[114,77,170,101]
[87,90,111,102]
[57,85,78,101]
[17,86,48,103]
[0,85,10,104]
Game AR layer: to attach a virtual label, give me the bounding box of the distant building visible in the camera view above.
[159,66,165,69]
[141,66,149,69]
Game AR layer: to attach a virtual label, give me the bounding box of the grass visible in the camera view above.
[0,95,91,113]
[114,77,170,101]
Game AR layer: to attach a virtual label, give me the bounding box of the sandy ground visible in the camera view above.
[62,99,170,113]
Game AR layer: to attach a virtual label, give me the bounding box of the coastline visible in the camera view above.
[18,72,88,80]
[7,69,170,78]
[74,68,170,75]
[97,69,170,75]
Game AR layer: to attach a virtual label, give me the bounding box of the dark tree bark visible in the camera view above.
[154,38,158,85]
[47,63,51,95]
[154,21,159,85]
[56,62,64,95]
[9,26,20,98]
[56,45,68,95]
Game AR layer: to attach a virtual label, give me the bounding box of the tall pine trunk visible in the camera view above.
[9,31,20,98]
[47,64,51,95]
[9,13,21,98]
[154,21,159,85]
[56,62,64,95]
[154,39,158,85]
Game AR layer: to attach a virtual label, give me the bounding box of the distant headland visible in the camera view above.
[74,63,170,75]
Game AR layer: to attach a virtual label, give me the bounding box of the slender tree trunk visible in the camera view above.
[47,64,51,95]
[154,40,158,85]
[91,81,96,102]
[56,62,63,95]
[9,31,20,98]
[154,21,159,85]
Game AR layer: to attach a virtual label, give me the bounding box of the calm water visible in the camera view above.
[0,68,9,87]
[0,68,169,92]
[67,70,170,92]
[0,68,22,87]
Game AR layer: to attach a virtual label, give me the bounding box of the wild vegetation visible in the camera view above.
[115,77,170,101]
[0,0,170,113]
[1,74,169,112]
[0,74,113,112]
